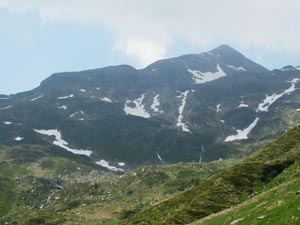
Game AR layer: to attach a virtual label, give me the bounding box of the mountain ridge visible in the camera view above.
[0,44,299,169]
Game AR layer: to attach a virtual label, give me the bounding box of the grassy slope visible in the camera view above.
[123,126,300,225]
[0,144,235,225]
[192,162,300,225]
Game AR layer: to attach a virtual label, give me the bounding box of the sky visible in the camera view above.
[0,0,300,94]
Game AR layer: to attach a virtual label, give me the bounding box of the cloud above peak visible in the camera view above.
[1,0,300,67]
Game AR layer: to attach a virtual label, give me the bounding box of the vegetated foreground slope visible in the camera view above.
[0,142,235,225]
[191,162,300,225]
[123,126,300,225]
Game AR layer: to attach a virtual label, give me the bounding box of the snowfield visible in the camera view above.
[57,94,74,99]
[34,129,92,156]
[188,64,226,84]
[151,94,163,113]
[257,78,300,112]
[95,160,124,172]
[101,97,112,103]
[30,95,44,101]
[124,94,150,118]
[225,117,259,142]
[176,91,191,132]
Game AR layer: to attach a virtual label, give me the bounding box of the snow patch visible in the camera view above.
[296,109,300,112]
[57,94,74,99]
[96,87,101,90]
[157,153,163,162]
[80,89,86,92]
[101,97,112,103]
[95,160,124,172]
[216,104,222,112]
[30,95,44,101]
[151,94,163,113]
[58,105,67,110]
[70,111,84,118]
[227,65,246,72]
[3,121,12,125]
[176,91,191,132]
[124,94,150,118]
[34,129,92,156]
[238,101,248,108]
[187,64,226,84]
[230,218,245,225]
[257,78,299,112]
[0,105,13,110]
[220,120,225,123]
[14,137,23,141]
[118,162,125,166]
[225,117,259,142]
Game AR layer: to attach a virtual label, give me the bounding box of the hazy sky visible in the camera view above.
[1,0,300,94]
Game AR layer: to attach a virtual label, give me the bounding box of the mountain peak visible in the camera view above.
[209,44,244,57]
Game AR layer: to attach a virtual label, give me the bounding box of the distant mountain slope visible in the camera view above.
[0,45,300,168]
[122,126,300,224]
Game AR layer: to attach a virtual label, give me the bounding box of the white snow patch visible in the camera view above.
[151,94,163,113]
[101,97,112,103]
[95,160,124,172]
[58,105,67,110]
[216,104,222,112]
[296,108,300,112]
[124,94,150,118]
[34,129,92,156]
[30,95,44,101]
[0,105,13,110]
[225,117,259,142]
[187,64,226,84]
[257,78,300,112]
[176,91,191,132]
[70,111,84,118]
[14,137,23,141]
[96,87,101,90]
[230,218,245,225]
[227,65,247,72]
[3,121,12,125]
[57,94,74,99]
[238,101,249,108]
[80,89,86,92]
[118,162,126,167]
[157,153,163,162]
[220,120,225,123]
[257,215,266,219]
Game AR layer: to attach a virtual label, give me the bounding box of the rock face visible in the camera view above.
[1,44,300,167]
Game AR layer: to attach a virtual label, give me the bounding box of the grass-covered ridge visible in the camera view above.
[123,126,300,225]
[192,162,300,225]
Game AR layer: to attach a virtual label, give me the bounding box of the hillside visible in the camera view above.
[123,126,300,224]
[191,162,300,225]
[0,143,235,225]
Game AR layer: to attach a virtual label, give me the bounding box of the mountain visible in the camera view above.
[1,45,300,170]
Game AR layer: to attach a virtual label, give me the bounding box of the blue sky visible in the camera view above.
[1,0,300,94]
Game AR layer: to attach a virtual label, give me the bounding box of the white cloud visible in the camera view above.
[113,39,168,67]
[1,0,300,67]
